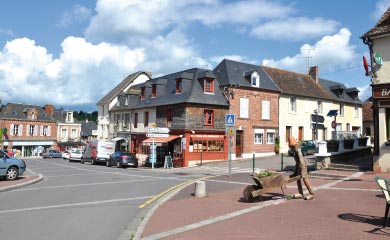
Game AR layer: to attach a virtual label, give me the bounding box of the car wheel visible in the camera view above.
[80,159,84,164]
[91,159,96,165]
[69,159,72,163]
[116,161,121,168]
[106,160,110,167]
[5,166,18,180]
[302,150,307,156]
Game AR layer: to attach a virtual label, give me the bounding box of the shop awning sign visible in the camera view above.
[146,133,169,138]
[145,127,170,133]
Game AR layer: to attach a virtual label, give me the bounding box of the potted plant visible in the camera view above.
[326,139,340,152]
[358,136,368,146]
[274,136,280,155]
[343,138,354,149]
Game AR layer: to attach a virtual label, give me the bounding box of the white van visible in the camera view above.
[81,140,116,165]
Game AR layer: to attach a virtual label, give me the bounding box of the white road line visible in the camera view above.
[44,172,106,178]
[0,196,154,214]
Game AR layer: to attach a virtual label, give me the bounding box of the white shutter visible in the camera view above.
[240,98,249,118]
[19,125,23,136]
[26,125,30,136]
[10,124,14,136]
[40,126,43,136]
[34,125,38,136]
[48,126,51,136]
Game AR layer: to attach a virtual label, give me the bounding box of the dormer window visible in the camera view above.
[251,72,260,87]
[152,84,157,98]
[176,79,182,94]
[330,85,346,98]
[66,112,73,123]
[141,87,145,100]
[204,78,214,93]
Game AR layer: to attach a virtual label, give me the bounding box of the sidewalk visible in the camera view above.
[0,171,43,192]
[137,169,390,240]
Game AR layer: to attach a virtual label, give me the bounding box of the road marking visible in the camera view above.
[0,196,154,214]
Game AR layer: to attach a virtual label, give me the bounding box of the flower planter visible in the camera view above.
[358,137,368,146]
[343,139,354,149]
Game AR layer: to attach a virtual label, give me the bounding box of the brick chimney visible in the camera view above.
[44,104,54,117]
[309,66,318,83]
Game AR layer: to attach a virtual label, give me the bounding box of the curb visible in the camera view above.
[0,174,44,192]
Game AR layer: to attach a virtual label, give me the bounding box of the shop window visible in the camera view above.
[204,110,214,126]
[189,139,224,152]
[134,113,138,128]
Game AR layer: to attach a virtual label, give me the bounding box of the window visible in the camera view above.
[134,113,138,128]
[176,79,182,94]
[254,129,264,144]
[204,78,214,93]
[190,139,224,152]
[152,84,157,97]
[317,101,322,114]
[339,103,344,116]
[354,105,359,117]
[67,112,72,122]
[141,87,145,100]
[203,110,214,126]
[251,72,259,87]
[61,129,67,138]
[262,100,270,120]
[166,109,172,127]
[31,112,35,120]
[290,96,296,112]
[286,126,292,143]
[240,98,249,118]
[71,129,77,138]
[28,125,36,136]
[41,126,48,136]
[266,130,275,144]
[144,111,149,127]
[123,113,130,127]
[11,124,22,136]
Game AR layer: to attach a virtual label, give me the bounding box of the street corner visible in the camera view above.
[0,174,43,192]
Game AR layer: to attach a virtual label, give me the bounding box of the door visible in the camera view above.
[299,127,303,141]
[235,130,243,158]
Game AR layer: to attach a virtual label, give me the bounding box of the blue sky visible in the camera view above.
[0,0,388,111]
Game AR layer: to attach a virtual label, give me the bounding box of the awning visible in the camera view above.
[143,135,180,143]
[111,137,124,142]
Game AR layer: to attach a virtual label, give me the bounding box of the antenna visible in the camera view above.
[301,47,315,71]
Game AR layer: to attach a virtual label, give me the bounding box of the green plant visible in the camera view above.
[256,169,278,178]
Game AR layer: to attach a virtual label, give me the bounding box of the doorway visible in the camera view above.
[235,130,243,158]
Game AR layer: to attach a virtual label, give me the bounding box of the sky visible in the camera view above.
[0,0,388,112]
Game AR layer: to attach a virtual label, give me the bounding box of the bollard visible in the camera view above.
[194,180,206,197]
[252,152,255,176]
[281,153,284,172]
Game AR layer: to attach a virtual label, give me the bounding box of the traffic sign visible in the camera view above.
[225,114,235,126]
[145,127,170,133]
[311,123,325,130]
[311,114,324,123]
[146,133,169,137]
[226,126,235,135]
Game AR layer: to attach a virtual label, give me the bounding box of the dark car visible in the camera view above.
[42,149,62,158]
[288,140,317,156]
[107,151,138,168]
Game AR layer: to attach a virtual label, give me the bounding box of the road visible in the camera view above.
[0,154,313,240]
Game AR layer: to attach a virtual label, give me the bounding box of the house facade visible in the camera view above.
[0,103,57,157]
[52,107,83,151]
[361,7,390,172]
[213,59,280,159]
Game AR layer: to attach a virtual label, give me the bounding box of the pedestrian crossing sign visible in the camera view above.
[225,114,235,126]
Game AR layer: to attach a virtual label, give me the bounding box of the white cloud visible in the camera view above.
[372,0,390,20]
[57,4,92,27]
[250,17,340,41]
[262,28,356,74]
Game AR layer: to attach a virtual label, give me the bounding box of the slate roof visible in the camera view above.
[261,66,332,100]
[97,71,151,105]
[361,7,390,38]
[212,59,280,92]
[0,103,56,122]
[318,78,363,105]
[114,68,229,110]
[80,120,97,137]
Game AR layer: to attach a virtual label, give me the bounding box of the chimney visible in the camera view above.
[309,66,318,83]
[44,104,54,117]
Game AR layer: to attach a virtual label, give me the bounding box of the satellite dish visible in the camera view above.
[363,56,369,76]
[374,53,383,65]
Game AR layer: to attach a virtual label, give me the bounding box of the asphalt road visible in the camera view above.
[0,154,313,240]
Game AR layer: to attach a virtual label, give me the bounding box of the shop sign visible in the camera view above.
[145,127,170,133]
[190,134,225,139]
[373,85,390,98]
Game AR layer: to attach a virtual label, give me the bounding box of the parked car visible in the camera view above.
[288,140,317,156]
[42,149,62,158]
[69,149,83,162]
[0,149,26,180]
[62,151,71,160]
[81,140,116,165]
[107,151,138,168]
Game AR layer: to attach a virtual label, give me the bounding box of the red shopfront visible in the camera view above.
[182,132,227,166]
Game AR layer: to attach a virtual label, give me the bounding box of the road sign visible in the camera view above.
[145,127,170,133]
[146,133,169,137]
[311,114,324,123]
[226,126,235,135]
[225,114,235,126]
[311,123,324,130]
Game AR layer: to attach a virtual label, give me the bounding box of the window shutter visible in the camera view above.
[26,124,30,135]
[40,126,43,136]
[34,125,38,136]
[48,126,51,136]
[10,124,14,136]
